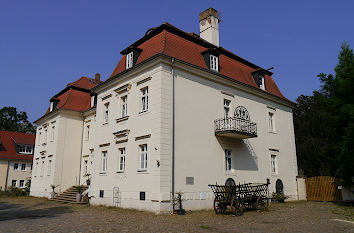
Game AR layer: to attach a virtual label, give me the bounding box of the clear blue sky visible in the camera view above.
[1,1,353,122]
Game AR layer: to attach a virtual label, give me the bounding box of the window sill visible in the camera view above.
[137,170,148,174]
[99,172,107,175]
[268,131,277,134]
[138,110,149,116]
[116,171,125,173]
[102,123,109,126]
[271,173,279,177]
[116,116,129,123]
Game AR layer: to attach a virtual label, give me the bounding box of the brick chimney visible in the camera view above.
[95,73,101,83]
[199,8,220,47]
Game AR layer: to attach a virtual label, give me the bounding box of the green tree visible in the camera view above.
[295,42,354,186]
[0,107,35,133]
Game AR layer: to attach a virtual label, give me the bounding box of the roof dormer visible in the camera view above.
[202,48,220,72]
[252,69,266,90]
[121,46,143,70]
[49,98,59,112]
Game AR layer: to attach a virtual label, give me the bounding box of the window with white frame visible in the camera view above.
[12,180,17,187]
[225,149,232,171]
[25,146,32,154]
[268,112,275,132]
[121,95,128,117]
[19,146,26,153]
[101,151,108,173]
[104,103,110,124]
[51,126,55,141]
[21,164,26,171]
[141,87,148,112]
[85,125,90,141]
[118,148,126,172]
[126,52,133,69]
[40,161,45,177]
[47,160,52,176]
[259,76,265,90]
[210,54,219,72]
[19,180,25,188]
[91,95,95,107]
[14,163,19,171]
[19,146,33,154]
[50,102,54,112]
[139,144,147,170]
[271,154,277,174]
[223,99,230,118]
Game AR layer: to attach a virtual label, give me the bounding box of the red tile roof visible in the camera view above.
[44,76,100,115]
[110,23,288,101]
[0,131,35,161]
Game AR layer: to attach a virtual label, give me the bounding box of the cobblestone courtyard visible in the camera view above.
[0,197,353,233]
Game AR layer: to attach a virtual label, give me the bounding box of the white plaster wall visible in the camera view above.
[30,115,59,197]
[89,63,172,212]
[172,66,298,210]
[30,111,83,197]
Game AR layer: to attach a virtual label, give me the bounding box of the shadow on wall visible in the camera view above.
[235,139,258,171]
[217,137,258,171]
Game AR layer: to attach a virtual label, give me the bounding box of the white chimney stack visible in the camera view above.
[199,8,220,47]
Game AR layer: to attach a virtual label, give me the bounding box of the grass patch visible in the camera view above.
[332,205,354,219]
[200,225,213,230]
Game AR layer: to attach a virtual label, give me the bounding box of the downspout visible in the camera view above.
[78,114,84,185]
[171,57,175,212]
[5,161,10,189]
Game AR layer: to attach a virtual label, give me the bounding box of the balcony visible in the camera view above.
[214,117,257,139]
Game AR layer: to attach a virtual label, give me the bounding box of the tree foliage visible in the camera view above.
[0,107,35,133]
[294,42,354,186]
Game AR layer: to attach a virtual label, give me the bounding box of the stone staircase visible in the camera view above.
[52,186,88,204]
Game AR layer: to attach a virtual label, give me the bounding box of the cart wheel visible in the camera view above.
[213,199,226,214]
[231,197,243,216]
[256,195,268,211]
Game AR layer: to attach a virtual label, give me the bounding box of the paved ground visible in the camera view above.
[0,197,353,233]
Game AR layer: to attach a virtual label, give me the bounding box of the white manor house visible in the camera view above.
[30,8,300,213]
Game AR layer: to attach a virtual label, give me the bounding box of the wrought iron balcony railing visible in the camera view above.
[214,117,257,139]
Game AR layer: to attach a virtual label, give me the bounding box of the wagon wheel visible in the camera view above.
[256,195,268,211]
[231,197,243,216]
[213,199,226,214]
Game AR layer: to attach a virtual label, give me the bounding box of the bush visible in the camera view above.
[272,192,287,203]
[0,186,28,197]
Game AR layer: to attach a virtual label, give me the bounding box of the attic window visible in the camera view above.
[201,49,220,73]
[252,72,266,90]
[50,102,54,112]
[210,55,219,72]
[126,52,133,69]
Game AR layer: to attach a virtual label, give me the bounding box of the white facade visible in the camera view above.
[84,58,297,212]
[30,110,84,197]
[31,11,299,213]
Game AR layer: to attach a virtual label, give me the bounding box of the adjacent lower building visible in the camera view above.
[0,131,35,190]
[31,8,299,213]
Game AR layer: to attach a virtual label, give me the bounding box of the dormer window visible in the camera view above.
[19,145,33,154]
[210,54,219,72]
[126,52,133,69]
[259,76,265,90]
[252,71,266,91]
[202,48,220,72]
[50,102,54,112]
[90,94,97,107]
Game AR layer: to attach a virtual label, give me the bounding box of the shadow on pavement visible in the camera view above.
[0,201,73,221]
